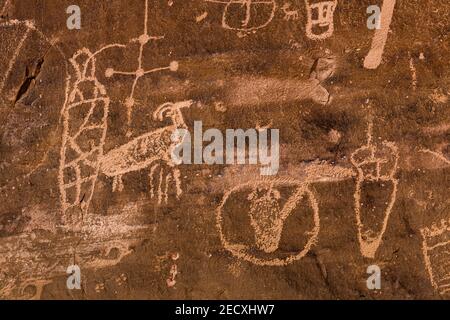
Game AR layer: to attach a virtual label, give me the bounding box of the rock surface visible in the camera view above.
[0,0,449,299]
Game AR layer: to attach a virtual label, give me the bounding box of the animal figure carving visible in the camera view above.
[100,100,193,204]
[60,48,192,218]
[281,3,299,21]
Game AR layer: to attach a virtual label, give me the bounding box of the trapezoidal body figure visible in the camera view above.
[350,120,399,259]
[59,48,112,227]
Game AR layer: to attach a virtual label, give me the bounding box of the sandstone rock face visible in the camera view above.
[0,0,449,299]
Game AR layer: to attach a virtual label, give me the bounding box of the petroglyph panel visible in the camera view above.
[0,0,449,300]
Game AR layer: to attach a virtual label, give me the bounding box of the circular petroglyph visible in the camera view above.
[216,178,320,266]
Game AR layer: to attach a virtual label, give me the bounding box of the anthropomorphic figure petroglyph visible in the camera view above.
[217,178,320,266]
[100,100,193,204]
[351,120,399,259]
[205,0,277,36]
[59,48,113,227]
[304,0,338,40]
[421,218,450,297]
[281,3,299,21]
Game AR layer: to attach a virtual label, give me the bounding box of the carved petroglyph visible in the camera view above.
[419,149,450,166]
[205,0,340,39]
[248,185,282,253]
[196,11,209,23]
[0,0,11,17]
[59,47,118,226]
[205,0,277,36]
[364,0,396,69]
[429,89,449,104]
[104,0,178,130]
[281,3,299,21]
[0,20,34,97]
[60,4,191,214]
[210,159,356,196]
[304,0,338,40]
[100,101,193,204]
[217,178,320,266]
[421,218,450,297]
[409,53,417,91]
[225,76,331,107]
[351,120,399,258]
[0,205,153,299]
[60,71,191,215]
[166,252,180,288]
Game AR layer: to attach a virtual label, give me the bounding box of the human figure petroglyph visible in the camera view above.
[59,47,118,226]
[421,218,450,297]
[100,100,193,204]
[351,120,399,259]
[364,0,396,69]
[104,0,179,132]
[281,3,299,21]
[217,178,320,266]
[304,0,338,40]
[205,0,277,36]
